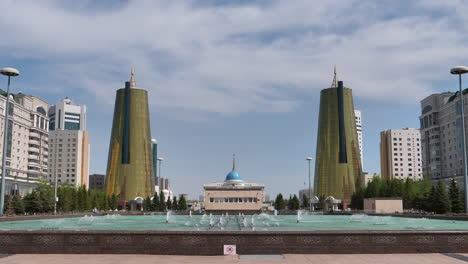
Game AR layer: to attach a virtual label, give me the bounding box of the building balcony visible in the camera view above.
[29,131,40,138]
[28,154,40,160]
[27,159,40,164]
[28,139,41,145]
[28,146,40,153]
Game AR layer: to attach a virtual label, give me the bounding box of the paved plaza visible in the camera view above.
[0,254,467,264]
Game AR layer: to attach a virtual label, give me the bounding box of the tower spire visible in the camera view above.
[129,67,136,88]
[331,65,338,88]
[232,153,236,171]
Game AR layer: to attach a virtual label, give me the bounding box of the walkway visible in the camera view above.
[0,254,467,264]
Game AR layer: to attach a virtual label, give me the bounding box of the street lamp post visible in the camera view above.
[157,157,164,178]
[451,66,468,213]
[306,157,313,211]
[0,67,20,216]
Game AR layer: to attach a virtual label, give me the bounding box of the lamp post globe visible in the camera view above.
[450,66,468,75]
[0,68,20,77]
[451,65,468,213]
[0,67,20,216]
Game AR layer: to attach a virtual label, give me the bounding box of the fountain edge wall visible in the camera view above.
[0,230,466,255]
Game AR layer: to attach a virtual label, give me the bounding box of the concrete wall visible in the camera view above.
[0,230,466,255]
[364,199,403,213]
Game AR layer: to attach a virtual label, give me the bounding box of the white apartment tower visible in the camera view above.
[354,109,363,168]
[380,128,422,180]
[0,92,50,196]
[48,98,89,188]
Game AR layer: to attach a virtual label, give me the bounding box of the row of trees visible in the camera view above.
[5,181,188,215]
[350,177,465,214]
[273,193,302,210]
[142,192,187,212]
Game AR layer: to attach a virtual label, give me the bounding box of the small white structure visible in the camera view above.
[364,198,403,213]
[325,196,341,211]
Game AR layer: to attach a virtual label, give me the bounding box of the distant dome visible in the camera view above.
[225,171,243,182]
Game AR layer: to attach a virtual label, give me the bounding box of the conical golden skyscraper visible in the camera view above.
[105,69,154,206]
[314,69,362,205]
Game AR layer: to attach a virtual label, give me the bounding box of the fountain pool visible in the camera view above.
[0,213,466,231]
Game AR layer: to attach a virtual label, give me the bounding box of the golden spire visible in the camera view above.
[331,65,338,88]
[232,153,236,171]
[130,67,136,88]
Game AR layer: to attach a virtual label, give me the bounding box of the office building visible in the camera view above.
[89,174,105,190]
[203,155,264,213]
[0,92,49,195]
[380,128,422,180]
[105,69,154,206]
[313,69,362,205]
[420,92,466,183]
[354,109,363,168]
[48,98,89,188]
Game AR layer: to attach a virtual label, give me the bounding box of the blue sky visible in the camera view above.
[1,0,468,199]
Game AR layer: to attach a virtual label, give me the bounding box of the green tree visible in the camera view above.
[290,195,300,210]
[110,194,118,210]
[301,194,309,209]
[365,177,383,198]
[178,195,187,211]
[166,196,172,210]
[449,178,464,213]
[287,194,293,210]
[12,195,24,215]
[37,182,54,213]
[159,191,166,211]
[151,193,159,211]
[403,178,417,209]
[103,194,110,211]
[350,187,365,210]
[429,181,451,214]
[172,196,178,210]
[24,191,43,214]
[143,197,152,211]
[274,193,285,210]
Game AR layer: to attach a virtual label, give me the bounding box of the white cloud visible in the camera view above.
[0,0,467,116]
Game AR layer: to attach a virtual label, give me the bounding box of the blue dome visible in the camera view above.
[225,171,243,181]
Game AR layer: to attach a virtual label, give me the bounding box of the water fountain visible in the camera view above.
[166,211,171,223]
[0,211,465,255]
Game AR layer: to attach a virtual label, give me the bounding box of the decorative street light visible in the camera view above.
[451,66,468,213]
[306,157,313,211]
[157,157,164,178]
[0,67,20,216]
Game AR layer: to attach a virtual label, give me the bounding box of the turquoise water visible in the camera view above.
[0,213,467,231]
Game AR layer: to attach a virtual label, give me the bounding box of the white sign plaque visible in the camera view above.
[223,245,236,255]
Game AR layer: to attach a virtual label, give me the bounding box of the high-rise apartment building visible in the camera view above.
[380,128,422,180]
[354,109,363,168]
[48,98,89,188]
[314,70,362,204]
[0,92,49,195]
[420,92,467,184]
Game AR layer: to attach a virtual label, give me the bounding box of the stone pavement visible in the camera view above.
[0,254,467,264]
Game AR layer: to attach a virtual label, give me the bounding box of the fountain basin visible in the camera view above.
[0,214,466,255]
